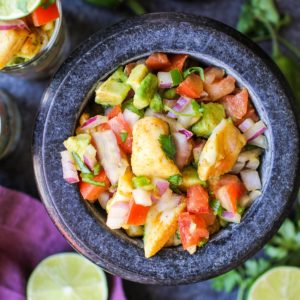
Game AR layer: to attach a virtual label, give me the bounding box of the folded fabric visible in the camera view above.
[0,186,126,300]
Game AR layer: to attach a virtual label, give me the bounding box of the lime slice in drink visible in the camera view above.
[27,253,108,300]
[0,0,41,21]
[248,266,300,300]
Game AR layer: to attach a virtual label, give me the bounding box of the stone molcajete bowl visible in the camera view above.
[33,13,299,285]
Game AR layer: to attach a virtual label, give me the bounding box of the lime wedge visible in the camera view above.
[27,253,108,300]
[248,266,300,300]
[0,0,42,21]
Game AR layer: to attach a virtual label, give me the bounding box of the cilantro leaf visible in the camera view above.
[183,67,205,81]
[159,134,176,160]
[168,174,183,194]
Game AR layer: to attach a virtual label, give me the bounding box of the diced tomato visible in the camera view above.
[199,208,216,226]
[32,2,60,27]
[163,54,189,72]
[211,175,246,213]
[107,105,122,120]
[222,88,249,120]
[145,52,171,71]
[187,185,209,214]
[108,113,133,154]
[176,73,203,98]
[79,171,111,201]
[124,62,137,76]
[178,212,209,250]
[126,199,150,225]
[204,67,225,84]
[96,123,110,131]
[204,76,236,101]
[235,104,259,126]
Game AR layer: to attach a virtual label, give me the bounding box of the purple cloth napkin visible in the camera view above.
[0,186,126,300]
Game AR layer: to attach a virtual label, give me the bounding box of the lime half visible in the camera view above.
[248,266,300,300]
[27,253,108,300]
[0,0,41,21]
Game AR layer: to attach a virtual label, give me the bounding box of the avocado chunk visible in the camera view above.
[122,99,144,117]
[163,88,178,99]
[127,64,149,91]
[133,73,158,109]
[150,92,163,112]
[95,67,130,106]
[192,103,225,137]
[63,134,91,161]
[181,166,206,190]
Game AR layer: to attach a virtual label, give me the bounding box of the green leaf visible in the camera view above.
[168,174,183,193]
[159,134,176,160]
[210,200,223,216]
[170,69,183,86]
[72,152,91,174]
[120,131,128,143]
[183,67,205,81]
[211,270,242,293]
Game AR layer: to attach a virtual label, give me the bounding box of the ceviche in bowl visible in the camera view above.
[61,52,267,258]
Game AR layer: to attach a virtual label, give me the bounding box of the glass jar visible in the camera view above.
[0,90,21,160]
[1,0,70,80]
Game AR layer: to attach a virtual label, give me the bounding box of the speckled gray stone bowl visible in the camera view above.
[33,13,300,285]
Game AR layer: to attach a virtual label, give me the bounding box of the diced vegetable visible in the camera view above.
[107,202,130,229]
[79,115,107,132]
[107,105,122,120]
[240,169,262,191]
[61,151,79,184]
[170,69,183,86]
[32,2,59,27]
[178,129,193,140]
[83,144,97,170]
[153,178,170,196]
[238,118,255,132]
[127,64,149,91]
[133,73,158,109]
[123,108,140,129]
[98,192,110,209]
[249,135,268,149]
[92,130,128,185]
[63,134,91,161]
[199,209,216,226]
[187,185,209,214]
[79,171,110,201]
[181,166,205,190]
[157,72,173,89]
[127,199,150,226]
[193,139,205,164]
[163,54,189,72]
[132,188,152,206]
[192,103,225,137]
[167,96,191,118]
[145,52,171,71]
[243,120,267,142]
[173,132,193,169]
[150,93,163,112]
[163,88,178,99]
[221,88,249,121]
[108,113,133,154]
[204,76,236,101]
[132,175,153,191]
[221,211,241,223]
[176,74,203,98]
[122,99,144,117]
[177,101,202,128]
[204,67,225,84]
[178,212,209,250]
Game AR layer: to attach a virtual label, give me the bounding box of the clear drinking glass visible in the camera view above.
[1,0,70,80]
[0,90,21,160]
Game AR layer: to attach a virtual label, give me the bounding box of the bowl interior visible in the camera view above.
[33,13,299,285]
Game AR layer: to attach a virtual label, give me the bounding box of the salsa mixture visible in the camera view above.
[61,52,267,258]
[0,1,60,69]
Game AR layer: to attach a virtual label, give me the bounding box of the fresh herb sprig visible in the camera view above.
[159,134,176,161]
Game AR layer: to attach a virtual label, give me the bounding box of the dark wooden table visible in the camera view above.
[0,0,299,299]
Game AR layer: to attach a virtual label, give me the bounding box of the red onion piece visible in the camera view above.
[80,115,107,131]
[157,189,181,212]
[221,211,241,223]
[167,96,191,118]
[151,194,159,204]
[98,192,110,209]
[106,202,129,229]
[83,144,97,170]
[153,178,169,196]
[158,72,173,89]
[0,20,30,32]
[178,129,193,140]
[238,118,255,133]
[240,169,262,191]
[92,130,126,185]
[163,99,176,109]
[123,108,140,130]
[243,120,267,142]
[173,132,193,169]
[237,149,262,163]
[133,188,152,206]
[193,139,206,164]
[249,135,268,149]
[61,151,79,184]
